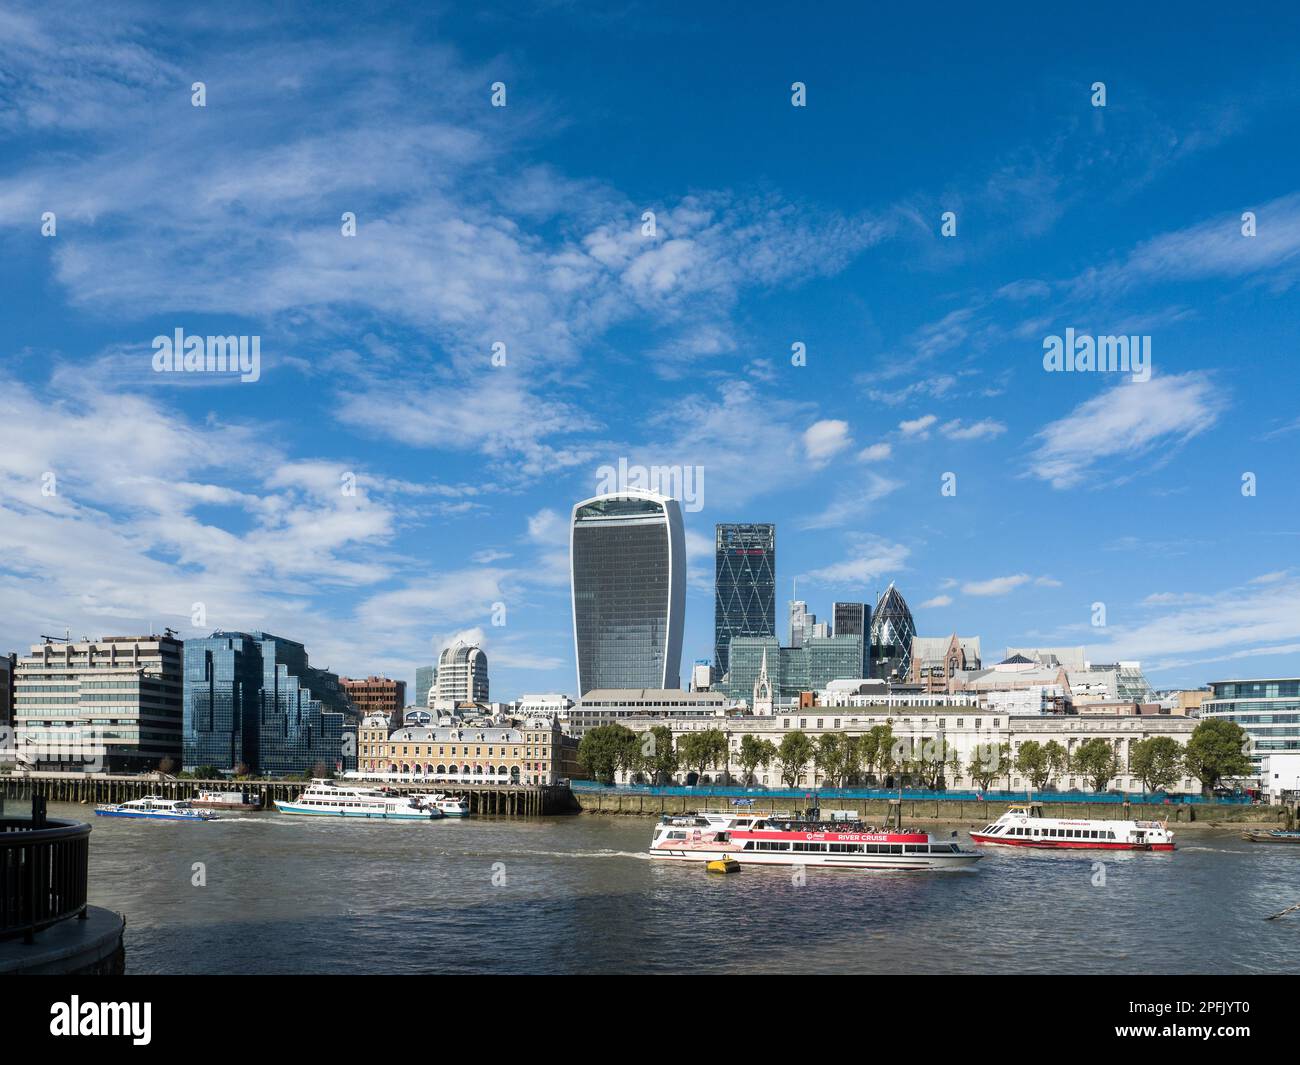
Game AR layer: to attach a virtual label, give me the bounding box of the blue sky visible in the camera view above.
[2,1,1300,699]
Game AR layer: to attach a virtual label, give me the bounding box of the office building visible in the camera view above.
[13,634,183,772]
[433,642,488,709]
[611,708,1199,793]
[869,582,916,680]
[713,522,775,678]
[415,665,436,711]
[183,631,352,776]
[0,651,15,729]
[567,688,727,736]
[723,633,867,704]
[1203,677,1300,774]
[570,490,686,695]
[340,676,407,726]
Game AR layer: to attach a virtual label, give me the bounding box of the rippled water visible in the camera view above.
[65,803,1300,974]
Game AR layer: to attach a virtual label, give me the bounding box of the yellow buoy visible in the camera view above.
[706,856,741,874]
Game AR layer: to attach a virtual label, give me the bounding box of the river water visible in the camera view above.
[63,804,1300,974]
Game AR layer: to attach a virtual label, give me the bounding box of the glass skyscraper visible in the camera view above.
[714,522,776,678]
[869,583,916,681]
[183,631,352,775]
[833,601,869,676]
[570,490,686,695]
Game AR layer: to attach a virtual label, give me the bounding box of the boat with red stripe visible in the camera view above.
[649,802,982,871]
[969,803,1175,851]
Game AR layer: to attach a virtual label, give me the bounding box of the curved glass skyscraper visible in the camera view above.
[570,490,686,696]
[869,582,916,681]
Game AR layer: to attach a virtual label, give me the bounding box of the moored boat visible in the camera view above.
[649,808,981,871]
[95,796,218,821]
[415,793,470,818]
[1241,828,1300,844]
[275,780,442,819]
[192,789,261,811]
[970,803,1174,851]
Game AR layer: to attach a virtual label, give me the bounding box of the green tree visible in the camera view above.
[815,733,848,787]
[777,731,814,787]
[841,734,864,785]
[1071,738,1122,792]
[1042,741,1068,784]
[967,742,1004,790]
[1014,741,1055,791]
[1183,719,1252,795]
[677,728,729,781]
[1128,736,1184,795]
[578,724,639,785]
[858,724,894,782]
[738,735,777,786]
[637,726,678,785]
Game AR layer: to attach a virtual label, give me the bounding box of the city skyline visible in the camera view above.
[2,3,1300,702]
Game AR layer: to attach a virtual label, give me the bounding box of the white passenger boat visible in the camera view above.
[275,780,442,819]
[969,803,1175,851]
[649,810,981,871]
[95,796,218,821]
[416,793,470,818]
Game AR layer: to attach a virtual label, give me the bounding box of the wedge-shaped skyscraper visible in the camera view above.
[571,490,686,695]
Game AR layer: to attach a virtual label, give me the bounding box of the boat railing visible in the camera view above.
[0,798,91,944]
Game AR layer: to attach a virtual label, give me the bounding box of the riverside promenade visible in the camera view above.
[572,783,1293,826]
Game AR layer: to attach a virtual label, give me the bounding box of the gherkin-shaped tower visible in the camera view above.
[869,582,916,681]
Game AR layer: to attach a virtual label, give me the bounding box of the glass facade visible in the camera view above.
[833,601,870,676]
[184,631,353,775]
[869,583,916,680]
[714,523,776,678]
[1205,678,1300,771]
[571,493,685,695]
[415,665,436,709]
[724,634,866,702]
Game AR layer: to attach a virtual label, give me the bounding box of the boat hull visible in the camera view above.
[95,809,214,821]
[1241,832,1300,844]
[650,848,981,871]
[969,833,1174,852]
[273,801,438,819]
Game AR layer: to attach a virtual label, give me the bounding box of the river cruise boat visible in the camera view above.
[275,781,443,819]
[192,789,261,811]
[969,803,1175,851]
[95,796,218,821]
[415,793,470,818]
[648,810,982,871]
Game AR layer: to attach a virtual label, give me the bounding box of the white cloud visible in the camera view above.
[940,418,1006,441]
[1028,372,1226,489]
[801,535,909,587]
[857,442,892,462]
[919,594,953,608]
[803,419,852,464]
[961,574,1032,596]
[898,413,938,438]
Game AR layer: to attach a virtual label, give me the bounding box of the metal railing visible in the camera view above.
[0,798,90,943]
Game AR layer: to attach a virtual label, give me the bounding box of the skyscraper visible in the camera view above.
[714,522,775,679]
[571,489,685,696]
[414,665,436,710]
[869,583,916,681]
[833,601,870,676]
[433,641,488,709]
[183,631,351,775]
